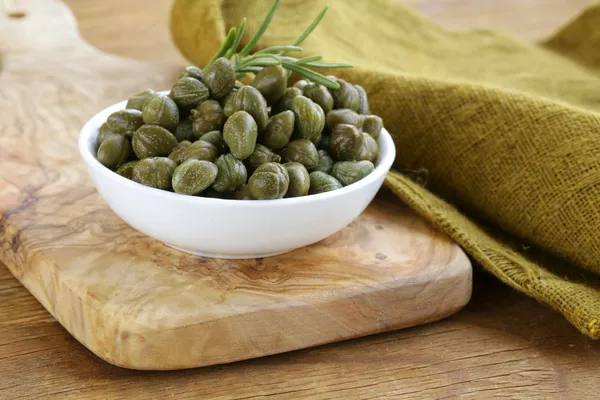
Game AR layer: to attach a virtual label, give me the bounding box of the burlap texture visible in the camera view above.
[169,0,600,338]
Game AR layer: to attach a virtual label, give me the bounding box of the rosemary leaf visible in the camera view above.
[295,55,323,65]
[257,45,303,54]
[239,0,281,57]
[225,18,247,59]
[281,61,340,89]
[204,27,237,71]
[304,61,353,68]
[291,5,328,47]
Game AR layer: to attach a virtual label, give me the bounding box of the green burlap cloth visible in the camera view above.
[169,0,600,338]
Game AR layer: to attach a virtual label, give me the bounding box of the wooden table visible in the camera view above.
[2,0,598,398]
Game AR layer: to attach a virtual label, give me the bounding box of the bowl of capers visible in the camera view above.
[78,59,395,259]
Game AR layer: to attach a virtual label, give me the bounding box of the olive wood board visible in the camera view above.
[0,0,472,370]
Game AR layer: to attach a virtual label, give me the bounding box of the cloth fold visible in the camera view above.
[169,0,600,338]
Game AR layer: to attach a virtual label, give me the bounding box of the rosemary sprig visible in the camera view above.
[202,0,351,89]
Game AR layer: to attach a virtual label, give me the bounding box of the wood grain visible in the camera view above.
[0,0,471,371]
[2,0,600,398]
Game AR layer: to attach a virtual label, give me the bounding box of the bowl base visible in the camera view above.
[164,243,293,259]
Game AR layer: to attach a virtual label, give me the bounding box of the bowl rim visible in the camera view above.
[78,93,396,208]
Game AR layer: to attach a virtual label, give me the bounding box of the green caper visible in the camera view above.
[203,57,235,99]
[179,66,203,81]
[126,89,155,111]
[303,83,333,114]
[312,150,334,174]
[170,77,210,108]
[97,134,132,170]
[106,109,144,137]
[280,139,319,169]
[248,162,289,200]
[198,130,228,154]
[168,140,192,165]
[172,159,218,195]
[116,160,138,179]
[311,133,322,147]
[318,133,332,154]
[362,115,383,139]
[330,78,359,111]
[181,140,219,163]
[96,122,116,147]
[222,91,236,117]
[326,109,363,130]
[356,132,379,162]
[292,96,325,141]
[174,118,195,142]
[191,100,226,138]
[246,144,281,173]
[354,85,370,114]
[131,157,177,190]
[223,110,258,160]
[309,171,343,194]
[330,124,362,161]
[142,94,179,132]
[250,65,287,105]
[332,161,375,186]
[228,86,269,131]
[273,87,302,114]
[212,153,248,193]
[233,184,254,200]
[293,79,309,90]
[284,162,310,197]
[132,125,178,159]
[262,111,294,151]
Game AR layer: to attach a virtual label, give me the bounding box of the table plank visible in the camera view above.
[2,0,599,398]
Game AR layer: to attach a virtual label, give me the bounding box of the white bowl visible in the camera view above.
[78,95,396,259]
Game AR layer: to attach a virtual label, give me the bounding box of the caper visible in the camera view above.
[330,124,362,161]
[172,159,218,195]
[198,130,228,154]
[126,89,155,111]
[303,83,333,114]
[96,122,116,147]
[332,161,375,186]
[354,84,370,114]
[179,66,204,81]
[142,94,179,132]
[330,78,359,111]
[233,184,254,200]
[191,100,226,138]
[132,125,178,159]
[168,140,192,165]
[262,111,294,151]
[312,149,334,174]
[97,134,132,170]
[284,162,310,197]
[293,79,309,90]
[228,86,269,131]
[309,171,343,194]
[362,115,383,139]
[116,160,138,179]
[107,109,144,137]
[174,118,195,142]
[250,65,287,105]
[292,96,325,141]
[203,57,235,99]
[170,77,210,108]
[181,140,219,163]
[248,162,289,200]
[280,139,319,169]
[223,110,257,160]
[131,157,177,190]
[273,87,302,114]
[212,153,248,193]
[246,144,281,173]
[326,109,363,130]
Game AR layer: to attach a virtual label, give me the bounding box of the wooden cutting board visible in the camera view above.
[0,0,472,370]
